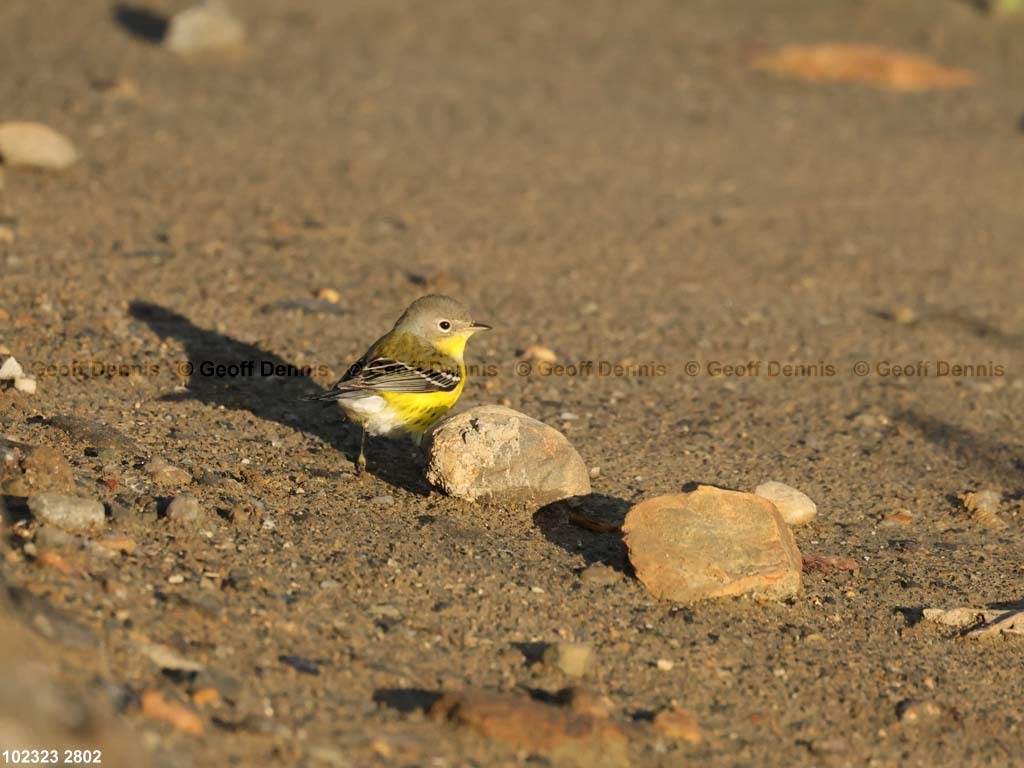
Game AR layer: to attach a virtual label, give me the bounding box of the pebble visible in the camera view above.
[880,509,914,527]
[653,706,701,744]
[959,489,1005,530]
[27,493,105,533]
[139,641,205,673]
[424,405,591,505]
[656,659,675,672]
[754,480,817,527]
[622,485,803,602]
[0,122,77,169]
[897,699,943,723]
[579,563,621,587]
[315,288,341,304]
[146,458,192,487]
[279,654,321,675]
[3,446,75,496]
[0,356,23,379]
[368,494,396,507]
[543,642,593,677]
[431,689,628,768]
[140,690,203,736]
[166,493,203,524]
[165,0,246,55]
[520,345,557,363]
[12,377,36,393]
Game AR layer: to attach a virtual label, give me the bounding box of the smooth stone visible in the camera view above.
[27,493,105,533]
[542,642,593,677]
[166,493,203,524]
[424,405,590,505]
[754,480,817,526]
[0,356,24,380]
[165,1,246,55]
[0,123,77,169]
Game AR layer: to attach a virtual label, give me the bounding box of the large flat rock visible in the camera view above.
[623,485,803,602]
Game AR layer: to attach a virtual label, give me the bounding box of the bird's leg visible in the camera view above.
[356,427,367,476]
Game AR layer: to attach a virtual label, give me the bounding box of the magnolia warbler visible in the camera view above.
[304,294,490,472]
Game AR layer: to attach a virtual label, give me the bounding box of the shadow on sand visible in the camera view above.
[128,301,431,495]
[532,494,632,572]
[112,3,169,44]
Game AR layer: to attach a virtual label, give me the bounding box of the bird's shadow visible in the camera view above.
[128,301,431,495]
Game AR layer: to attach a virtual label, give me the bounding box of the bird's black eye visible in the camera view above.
[438,320,452,331]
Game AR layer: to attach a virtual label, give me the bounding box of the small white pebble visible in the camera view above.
[589,466,601,479]
[13,376,36,394]
[656,658,674,671]
[530,586,545,594]
[167,574,185,584]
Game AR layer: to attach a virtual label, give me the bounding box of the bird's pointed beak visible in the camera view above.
[470,322,492,332]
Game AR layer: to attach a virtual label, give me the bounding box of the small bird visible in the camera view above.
[305,294,490,473]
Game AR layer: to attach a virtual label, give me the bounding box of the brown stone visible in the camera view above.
[2,446,75,496]
[431,689,628,768]
[653,707,701,744]
[424,406,590,505]
[623,486,803,602]
[146,459,192,488]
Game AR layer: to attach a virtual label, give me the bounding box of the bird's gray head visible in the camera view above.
[392,294,490,344]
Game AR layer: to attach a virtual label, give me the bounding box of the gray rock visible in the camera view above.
[754,480,817,526]
[166,493,203,524]
[424,406,591,505]
[27,493,104,533]
[0,123,77,170]
[623,485,803,602]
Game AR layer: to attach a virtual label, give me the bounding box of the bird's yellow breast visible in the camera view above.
[379,361,466,436]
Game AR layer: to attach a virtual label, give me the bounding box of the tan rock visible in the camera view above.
[653,707,701,744]
[2,446,75,496]
[165,1,246,56]
[542,642,593,677]
[431,689,628,768]
[623,486,803,602]
[959,489,1005,530]
[0,122,77,170]
[146,459,192,487]
[754,480,817,526]
[424,406,590,505]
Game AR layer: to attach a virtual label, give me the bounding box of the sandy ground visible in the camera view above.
[1,0,1023,765]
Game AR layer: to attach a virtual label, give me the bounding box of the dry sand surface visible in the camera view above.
[1,0,1023,765]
